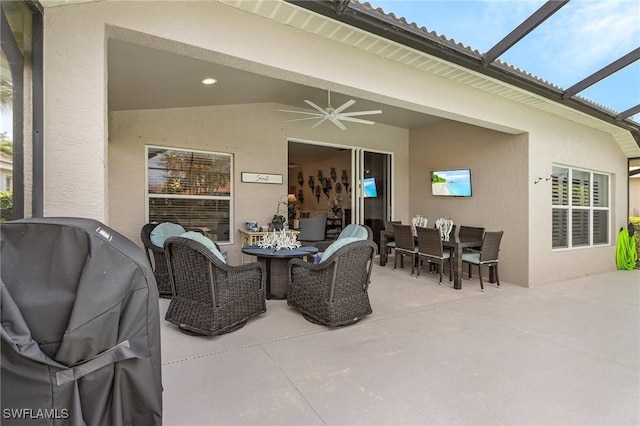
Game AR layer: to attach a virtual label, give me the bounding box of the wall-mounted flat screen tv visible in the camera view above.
[363,177,378,198]
[430,169,472,197]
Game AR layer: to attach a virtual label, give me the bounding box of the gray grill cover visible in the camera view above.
[1,218,162,425]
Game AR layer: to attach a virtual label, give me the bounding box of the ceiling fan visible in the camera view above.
[279,90,382,130]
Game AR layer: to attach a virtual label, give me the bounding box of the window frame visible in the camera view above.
[552,164,610,250]
[145,145,234,245]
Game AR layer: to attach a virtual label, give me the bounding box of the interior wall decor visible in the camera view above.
[297,171,304,187]
[308,176,315,190]
[341,169,349,192]
[241,172,283,184]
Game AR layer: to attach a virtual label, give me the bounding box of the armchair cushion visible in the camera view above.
[180,231,226,263]
[339,224,369,240]
[319,237,362,263]
[150,222,185,247]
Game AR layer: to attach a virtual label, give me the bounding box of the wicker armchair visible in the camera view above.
[314,224,373,252]
[164,236,266,335]
[288,240,377,327]
[140,223,173,298]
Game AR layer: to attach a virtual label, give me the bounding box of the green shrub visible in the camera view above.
[0,191,12,222]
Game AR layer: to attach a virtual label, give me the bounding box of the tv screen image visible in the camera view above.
[430,169,472,197]
[363,177,378,198]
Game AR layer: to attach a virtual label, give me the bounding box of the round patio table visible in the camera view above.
[241,245,318,299]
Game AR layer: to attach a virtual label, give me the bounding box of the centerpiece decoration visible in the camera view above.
[411,215,428,237]
[435,218,454,241]
[258,229,301,250]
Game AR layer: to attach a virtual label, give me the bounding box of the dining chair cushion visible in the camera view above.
[339,224,369,240]
[319,237,361,263]
[150,222,185,247]
[425,251,451,261]
[461,252,483,264]
[180,231,226,263]
[462,252,498,265]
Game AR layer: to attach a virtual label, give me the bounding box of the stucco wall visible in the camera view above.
[527,113,628,285]
[44,0,633,283]
[409,121,529,286]
[109,103,408,264]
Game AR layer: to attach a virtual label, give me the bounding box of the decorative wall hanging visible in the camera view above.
[308,176,315,190]
[341,169,349,192]
[314,184,321,202]
[297,189,304,203]
[241,172,283,184]
[317,170,324,181]
[330,167,337,182]
[297,171,304,187]
[322,177,332,198]
[335,182,342,193]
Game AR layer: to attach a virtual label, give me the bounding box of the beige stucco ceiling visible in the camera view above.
[107,38,441,130]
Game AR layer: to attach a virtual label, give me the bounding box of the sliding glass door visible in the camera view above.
[352,148,392,248]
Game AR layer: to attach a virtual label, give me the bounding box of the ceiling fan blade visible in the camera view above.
[304,100,329,115]
[278,109,324,117]
[337,109,382,117]
[336,116,376,125]
[311,116,329,129]
[333,99,356,114]
[284,116,325,123]
[328,116,348,130]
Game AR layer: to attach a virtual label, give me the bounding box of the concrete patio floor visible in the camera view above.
[159,262,639,425]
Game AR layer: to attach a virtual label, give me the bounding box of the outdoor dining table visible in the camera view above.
[442,236,484,290]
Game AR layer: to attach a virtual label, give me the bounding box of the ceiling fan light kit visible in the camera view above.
[279,90,382,130]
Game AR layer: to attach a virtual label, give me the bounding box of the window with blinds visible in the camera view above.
[552,165,609,249]
[146,146,233,243]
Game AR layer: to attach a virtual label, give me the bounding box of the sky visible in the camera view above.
[366,0,639,117]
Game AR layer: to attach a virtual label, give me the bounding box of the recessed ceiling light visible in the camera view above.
[202,78,217,85]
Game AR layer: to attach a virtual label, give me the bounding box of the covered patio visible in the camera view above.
[160,265,639,425]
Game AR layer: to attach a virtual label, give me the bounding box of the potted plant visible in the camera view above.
[271,197,289,230]
[271,213,286,231]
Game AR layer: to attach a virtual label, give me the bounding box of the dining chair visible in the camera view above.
[380,220,401,266]
[391,223,419,276]
[416,226,452,284]
[462,231,503,291]
[458,225,485,240]
[459,225,485,252]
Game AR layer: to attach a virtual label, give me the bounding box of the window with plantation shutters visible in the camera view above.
[146,146,233,243]
[551,165,609,249]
